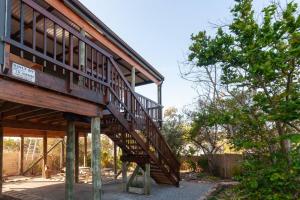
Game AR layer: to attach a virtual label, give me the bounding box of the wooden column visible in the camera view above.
[113,143,117,181]
[75,132,79,183]
[65,120,75,200]
[122,153,128,192]
[60,137,65,170]
[83,134,88,167]
[91,117,101,200]
[0,124,3,195]
[19,136,24,175]
[157,82,162,127]
[157,83,162,105]
[144,163,151,195]
[42,133,47,178]
[131,67,136,91]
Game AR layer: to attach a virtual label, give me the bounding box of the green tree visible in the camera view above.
[162,107,188,157]
[187,0,300,198]
[189,0,300,156]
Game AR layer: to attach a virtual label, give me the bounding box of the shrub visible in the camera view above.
[197,156,209,172]
[186,159,197,172]
[235,151,300,200]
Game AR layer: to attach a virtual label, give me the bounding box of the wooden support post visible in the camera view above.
[122,153,128,192]
[0,124,3,195]
[75,132,79,183]
[113,143,117,181]
[157,82,163,127]
[60,137,65,170]
[83,134,87,167]
[91,117,101,200]
[42,133,47,178]
[131,67,136,91]
[19,136,24,175]
[65,120,75,200]
[144,163,151,195]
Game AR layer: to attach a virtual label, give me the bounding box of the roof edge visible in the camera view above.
[64,0,165,82]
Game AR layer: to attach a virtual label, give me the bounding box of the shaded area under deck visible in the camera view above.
[3,179,213,200]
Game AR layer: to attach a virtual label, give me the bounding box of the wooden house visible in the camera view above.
[0,0,180,199]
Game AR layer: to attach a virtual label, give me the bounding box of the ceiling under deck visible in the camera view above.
[0,100,116,138]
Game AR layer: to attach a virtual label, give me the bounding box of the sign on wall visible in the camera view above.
[12,62,36,83]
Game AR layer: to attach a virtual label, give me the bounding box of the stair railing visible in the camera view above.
[105,57,180,182]
[135,92,163,127]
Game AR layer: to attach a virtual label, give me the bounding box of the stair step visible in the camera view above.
[104,79,180,186]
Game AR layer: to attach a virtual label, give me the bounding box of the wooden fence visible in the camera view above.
[181,154,243,179]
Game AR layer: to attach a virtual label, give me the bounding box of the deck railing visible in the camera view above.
[135,92,162,127]
[2,0,180,184]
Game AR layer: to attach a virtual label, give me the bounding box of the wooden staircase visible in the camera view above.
[102,58,180,186]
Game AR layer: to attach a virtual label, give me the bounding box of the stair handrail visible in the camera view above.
[108,58,180,172]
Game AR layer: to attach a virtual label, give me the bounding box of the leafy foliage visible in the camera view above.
[187,0,300,198]
[162,107,188,157]
[236,149,300,200]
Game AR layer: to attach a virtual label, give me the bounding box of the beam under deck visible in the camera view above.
[0,78,103,117]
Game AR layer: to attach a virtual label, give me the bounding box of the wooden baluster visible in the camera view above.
[43,17,47,67]
[146,118,150,150]
[114,69,116,93]
[102,55,105,81]
[120,78,123,102]
[91,48,94,90]
[104,57,110,104]
[132,94,135,117]
[53,24,57,71]
[67,34,73,92]
[117,75,120,99]
[85,44,88,88]
[91,48,94,76]
[20,1,24,58]
[122,81,125,104]
[78,39,82,72]
[125,86,128,112]
[128,89,131,117]
[107,58,111,85]
[85,44,88,74]
[32,10,36,62]
[62,29,66,74]
[121,79,124,103]
[95,52,99,93]
[96,52,99,79]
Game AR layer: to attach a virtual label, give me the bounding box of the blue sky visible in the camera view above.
[80,0,291,110]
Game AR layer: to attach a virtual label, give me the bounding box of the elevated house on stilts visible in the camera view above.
[0,0,180,199]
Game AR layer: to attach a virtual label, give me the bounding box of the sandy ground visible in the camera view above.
[2,175,214,200]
